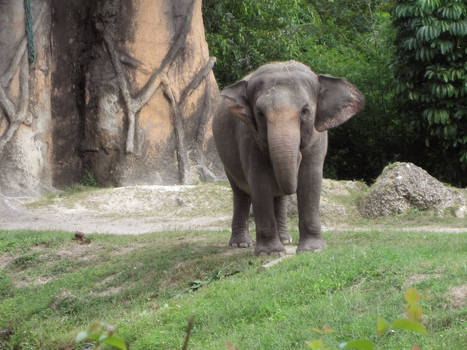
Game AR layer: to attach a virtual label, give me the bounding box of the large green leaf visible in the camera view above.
[392,319,428,334]
[377,316,389,336]
[344,339,375,350]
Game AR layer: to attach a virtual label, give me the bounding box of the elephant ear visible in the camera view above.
[315,74,365,132]
[221,80,256,131]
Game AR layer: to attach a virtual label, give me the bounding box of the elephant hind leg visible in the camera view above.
[274,196,292,244]
[228,178,253,248]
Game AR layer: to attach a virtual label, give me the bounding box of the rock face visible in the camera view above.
[0,0,221,196]
[359,162,466,218]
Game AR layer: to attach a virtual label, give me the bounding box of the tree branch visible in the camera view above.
[179,57,216,104]
[102,33,140,154]
[181,317,194,350]
[0,55,30,154]
[162,78,190,184]
[196,72,212,147]
[134,0,196,109]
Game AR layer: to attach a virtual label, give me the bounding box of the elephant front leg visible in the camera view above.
[228,178,254,248]
[274,196,292,244]
[252,188,285,255]
[296,157,327,252]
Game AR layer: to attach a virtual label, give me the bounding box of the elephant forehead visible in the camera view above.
[256,86,307,111]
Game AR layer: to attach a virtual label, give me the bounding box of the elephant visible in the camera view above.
[212,61,364,255]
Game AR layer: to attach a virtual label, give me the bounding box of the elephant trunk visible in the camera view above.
[267,122,301,195]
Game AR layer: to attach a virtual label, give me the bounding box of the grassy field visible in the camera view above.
[0,225,466,349]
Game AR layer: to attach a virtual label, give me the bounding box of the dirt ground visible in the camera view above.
[0,182,465,235]
[0,185,232,234]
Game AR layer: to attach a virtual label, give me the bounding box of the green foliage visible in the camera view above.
[301,1,400,182]
[203,0,318,87]
[309,288,428,349]
[76,322,127,350]
[393,0,467,186]
[204,0,401,183]
[83,169,98,187]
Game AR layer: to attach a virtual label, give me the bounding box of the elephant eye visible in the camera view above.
[300,106,310,118]
[256,109,265,122]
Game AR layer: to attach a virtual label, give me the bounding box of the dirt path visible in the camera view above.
[0,184,465,234]
[0,185,232,234]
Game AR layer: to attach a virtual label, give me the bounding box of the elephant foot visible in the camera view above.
[279,231,293,245]
[229,234,254,248]
[254,238,285,256]
[296,238,327,253]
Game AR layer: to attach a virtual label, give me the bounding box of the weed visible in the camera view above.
[83,170,98,187]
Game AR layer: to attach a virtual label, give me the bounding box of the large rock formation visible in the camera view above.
[0,0,221,196]
[359,162,466,218]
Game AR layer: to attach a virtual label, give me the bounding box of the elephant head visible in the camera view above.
[221,61,364,194]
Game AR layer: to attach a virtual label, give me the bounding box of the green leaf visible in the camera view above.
[405,287,420,304]
[344,339,375,350]
[309,339,324,349]
[392,319,428,334]
[377,317,389,336]
[102,335,128,350]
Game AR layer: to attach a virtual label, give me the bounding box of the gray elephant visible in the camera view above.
[213,61,364,255]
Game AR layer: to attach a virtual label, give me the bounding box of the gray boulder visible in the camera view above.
[359,162,466,218]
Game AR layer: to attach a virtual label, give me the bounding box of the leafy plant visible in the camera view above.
[308,288,428,349]
[203,0,318,88]
[393,0,467,186]
[83,170,98,187]
[76,322,127,350]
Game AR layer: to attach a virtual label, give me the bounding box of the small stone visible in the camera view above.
[176,197,185,206]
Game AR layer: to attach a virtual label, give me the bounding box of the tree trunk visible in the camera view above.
[0,0,52,196]
[0,0,222,195]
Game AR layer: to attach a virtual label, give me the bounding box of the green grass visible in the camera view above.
[0,228,466,349]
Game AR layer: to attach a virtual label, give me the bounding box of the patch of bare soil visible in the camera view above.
[0,185,232,235]
[0,253,18,269]
[14,275,53,288]
[446,284,467,308]
[402,273,441,288]
[0,182,465,235]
